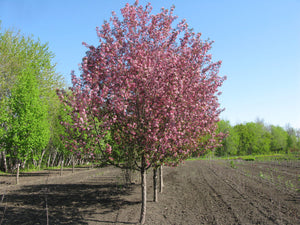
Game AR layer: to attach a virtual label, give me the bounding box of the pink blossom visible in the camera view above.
[58,0,225,173]
[106,144,112,154]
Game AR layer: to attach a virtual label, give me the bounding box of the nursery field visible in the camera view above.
[0,159,299,224]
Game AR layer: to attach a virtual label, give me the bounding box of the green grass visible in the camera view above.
[230,160,237,169]
[188,152,300,162]
[0,161,101,175]
[254,153,300,161]
[187,157,207,161]
[0,170,10,175]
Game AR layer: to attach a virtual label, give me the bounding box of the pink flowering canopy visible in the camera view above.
[57,88,100,161]
[67,1,226,168]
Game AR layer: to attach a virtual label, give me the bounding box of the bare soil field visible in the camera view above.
[0,160,299,224]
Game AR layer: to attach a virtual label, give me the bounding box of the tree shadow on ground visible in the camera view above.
[0,172,50,177]
[20,172,51,177]
[0,183,139,224]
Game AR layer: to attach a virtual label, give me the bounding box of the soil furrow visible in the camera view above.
[202,162,280,224]
[196,164,241,224]
[0,160,299,224]
[207,161,299,224]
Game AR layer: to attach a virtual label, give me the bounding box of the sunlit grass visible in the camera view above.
[188,152,300,162]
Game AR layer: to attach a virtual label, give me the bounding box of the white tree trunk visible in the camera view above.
[2,151,7,173]
[153,167,158,202]
[72,155,75,173]
[159,165,164,193]
[139,157,147,224]
[16,163,20,185]
[60,157,64,176]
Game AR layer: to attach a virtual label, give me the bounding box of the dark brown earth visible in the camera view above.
[0,160,299,224]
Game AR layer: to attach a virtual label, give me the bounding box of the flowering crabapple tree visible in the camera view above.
[61,1,226,223]
[56,87,106,170]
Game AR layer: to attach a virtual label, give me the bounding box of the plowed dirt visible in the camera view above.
[0,160,299,224]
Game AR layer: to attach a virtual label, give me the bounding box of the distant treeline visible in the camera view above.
[215,120,300,157]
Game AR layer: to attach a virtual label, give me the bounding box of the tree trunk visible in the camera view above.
[16,163,20,185]
[60,157,64,176]
[51,150,57,167]
[159,165,164,193]
[38,149,46,170]
[2,151,7,173]
[47,153,51,168]
[153,167,158,202]
[72,155,75,173]
[32,159,36,168]
[140,156,147,224]
[66,156,73,167]
[21,159,27,169]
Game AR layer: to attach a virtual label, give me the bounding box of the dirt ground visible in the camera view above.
[0,160,299,224]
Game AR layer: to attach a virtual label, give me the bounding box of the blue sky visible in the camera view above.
[1,0,299,129]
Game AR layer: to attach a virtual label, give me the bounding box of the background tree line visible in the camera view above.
[215,120,300,157]
[0,25,84,172]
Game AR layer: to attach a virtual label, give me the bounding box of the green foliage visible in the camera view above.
[242,156,255,161]
[0,27,64,98]
[230,160,237,169]
[286,126,298,153]
[48,95,71,157]
[259,171,265,179]
[0,26,65,170]
[214,120,300,158]
[215,120,239,156]
[6,66,50,162]
[270,125,288,152]
[234,122,271,155]
[0,97,8,149]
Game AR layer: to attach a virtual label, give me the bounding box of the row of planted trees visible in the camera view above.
[0,2,226,223]
[0,25,61,172]
[0,24,96,173]
[215,120,300,157]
